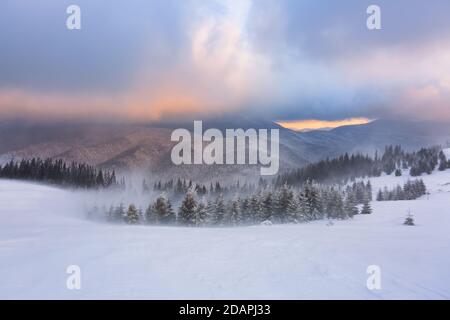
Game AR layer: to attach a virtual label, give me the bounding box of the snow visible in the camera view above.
[1,172,450,299]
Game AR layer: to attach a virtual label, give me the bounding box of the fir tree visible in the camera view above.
[148,195,175,225]
[178,187,198,225]
[360,198,372,215]
[261,192,275,222]
[344,192,359,217]
[286,193,300,222]
[276,184,293,223]
[438,151,447,171]
[126,204,140,224]
[404,212,415,226]
[248,194,263,223]
[194,197,209,226]
[229,198,242,225]
[213,194,226,225]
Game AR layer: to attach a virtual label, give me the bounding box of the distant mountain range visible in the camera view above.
[1,118,449,181]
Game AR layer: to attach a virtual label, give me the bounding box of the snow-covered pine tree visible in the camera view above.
[301,181,322,221]
[360,197,372,215]
[204,199,216,226]
[178,187,198,226]
[354,182,365,204]
[149,194,175,225]
[275,184,293,223]
[344,192,359,217]
[326,188,345,219]
[438,150,447,171]
[366,181,373,201]
[194,197,208,227]
[239,198,250,224]
[261,191,275,222]
[286,192,300,223]
[248,194,263,223]
[404,212,415,226]
[335,191,346,219]
[418,179,427,197]
[228,198,242,226]
[213,194,226,226]
[126,204,140,224]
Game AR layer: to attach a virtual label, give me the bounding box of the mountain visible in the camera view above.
[0,118,310,176]
[1,118,450,180]
[297,119,450,160]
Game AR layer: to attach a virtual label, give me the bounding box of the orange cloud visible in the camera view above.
[277,118,373,131]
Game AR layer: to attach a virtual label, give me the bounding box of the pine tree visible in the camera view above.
[204,199,216,226]
[178,187,198,225]
[213,194,226,225]
[276,184,293,223]
[248,194,263,223]
[404,212,415,226]
[148,195,175,225]
[126,204,140,224]
[261,192,275,222]
[366,181,373,201]
[360,198,372,215]
[240,198,250,224]
[438,151,447,171]
[195,197,209,226]
[300,181,322,220]
[229,198,242,226]
[344,192,359,217]
[286,193,300,222]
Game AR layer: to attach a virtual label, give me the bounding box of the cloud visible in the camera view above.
[277,118,373,131]
[1,0,450,122]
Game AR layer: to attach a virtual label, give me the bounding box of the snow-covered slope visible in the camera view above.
[1,173,450,299]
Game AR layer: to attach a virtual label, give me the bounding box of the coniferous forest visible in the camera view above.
[0,158,122,189]
[90,144,444,227]
[1,144,445,227]
[91,180,372,227]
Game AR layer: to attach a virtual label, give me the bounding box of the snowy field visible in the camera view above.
[1,170,450,299]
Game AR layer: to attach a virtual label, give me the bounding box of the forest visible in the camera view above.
[0,158,122,189]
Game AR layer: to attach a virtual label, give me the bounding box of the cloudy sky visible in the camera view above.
[1,0,450,128]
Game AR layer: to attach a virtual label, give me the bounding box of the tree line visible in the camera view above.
[90,180,374,227]
[276,145,448,186]
[147,146,448,198]
[0,158,122,189]
[376,179,427,201]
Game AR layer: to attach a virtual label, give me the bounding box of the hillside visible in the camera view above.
[1,167,450,299]
[1,119,450,180]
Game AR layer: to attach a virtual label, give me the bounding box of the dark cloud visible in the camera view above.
[1,0,450,122]
[0,0,190,92]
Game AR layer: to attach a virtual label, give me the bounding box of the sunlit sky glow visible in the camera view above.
[277,118,373,131]
[1,0,450,123]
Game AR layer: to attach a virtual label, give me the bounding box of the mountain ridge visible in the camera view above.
[1,118,449,180]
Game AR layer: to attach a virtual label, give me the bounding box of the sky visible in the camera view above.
[1,0,450,128]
